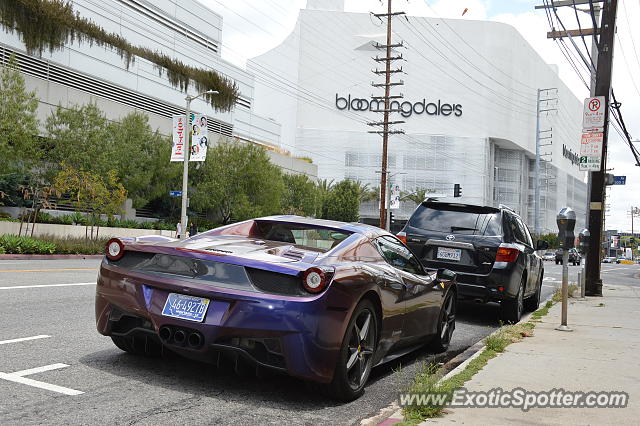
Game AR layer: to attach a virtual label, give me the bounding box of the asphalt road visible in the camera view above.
[1,258,631,425]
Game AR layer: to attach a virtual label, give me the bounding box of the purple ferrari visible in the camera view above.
[95,216,457,400]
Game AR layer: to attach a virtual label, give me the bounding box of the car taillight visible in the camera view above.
[302,267,331,294]
[105,238,124,261]
[396,231,407,244]
[496,247,519,262]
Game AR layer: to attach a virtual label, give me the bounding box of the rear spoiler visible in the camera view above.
[421,201,501,214]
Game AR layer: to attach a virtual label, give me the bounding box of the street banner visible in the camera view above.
[170,114,187,162]
[390,184,401,209]
[189,113,208,162]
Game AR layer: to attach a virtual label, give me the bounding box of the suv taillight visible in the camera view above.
[496,247,519,262]
[396,231,407,244]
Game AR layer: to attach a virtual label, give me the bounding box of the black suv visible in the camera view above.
[555,248,581,265]
[398,202,547,322]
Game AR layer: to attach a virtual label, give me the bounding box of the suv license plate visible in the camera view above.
[437,247,462,261]
[162,293,210,322]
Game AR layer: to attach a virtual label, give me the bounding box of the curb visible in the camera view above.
[362,293,557,426]
[0,254,104,260]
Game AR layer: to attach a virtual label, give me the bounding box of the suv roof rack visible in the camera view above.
[498,204,516,213]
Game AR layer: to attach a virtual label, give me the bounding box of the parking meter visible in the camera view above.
[578,228,590,255]
[556,207,576,249]
[556,207,576,331]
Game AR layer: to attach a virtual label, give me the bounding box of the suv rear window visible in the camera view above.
[407,203,502,236]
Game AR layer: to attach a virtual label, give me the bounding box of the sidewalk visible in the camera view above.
[425,283,640,425]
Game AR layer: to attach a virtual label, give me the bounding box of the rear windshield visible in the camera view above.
[408,204,502,236]
[255,221,353,252]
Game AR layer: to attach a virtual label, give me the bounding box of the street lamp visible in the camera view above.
[180,89,218,239]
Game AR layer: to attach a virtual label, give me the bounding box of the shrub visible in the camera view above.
[40,235,108,254]
[0,235,56,254]
[0,245,5,254]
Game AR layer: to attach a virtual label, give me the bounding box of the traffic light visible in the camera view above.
[454,183,462,198]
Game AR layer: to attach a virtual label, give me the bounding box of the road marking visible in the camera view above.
[12,363,69,377]
[0,282,95,290]
[0,268,96,273]
[0,367,83,396]
[0,335,51,345]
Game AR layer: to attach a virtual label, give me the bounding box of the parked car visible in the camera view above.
[96,216,457,401]
[542,252,555,261]
[602,257,616,263]
[397,202,547,323]
[555,248,581,265]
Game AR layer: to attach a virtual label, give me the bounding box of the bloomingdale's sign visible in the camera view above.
[335,94,463,118]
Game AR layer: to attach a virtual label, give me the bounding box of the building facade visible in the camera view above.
[250,3,587,233]
[1,0,316,178]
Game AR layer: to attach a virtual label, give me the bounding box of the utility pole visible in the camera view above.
[538,0,615,296]
[368,0,405,230]
[534,88,557,234]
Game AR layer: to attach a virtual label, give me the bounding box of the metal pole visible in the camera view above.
[180,97,192,240]
[534,89,541,234]
[632,206,635,261]
[556,250,573,331]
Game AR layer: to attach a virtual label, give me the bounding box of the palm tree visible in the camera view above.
[402,188,430,205]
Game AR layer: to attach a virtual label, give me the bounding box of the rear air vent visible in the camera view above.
[0,45,234,136]
[282,250,305,261]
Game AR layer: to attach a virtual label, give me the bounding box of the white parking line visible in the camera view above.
[12,363,69,377]
[0,282,95,290]
[0,368,83,396]
[0,335,51,345]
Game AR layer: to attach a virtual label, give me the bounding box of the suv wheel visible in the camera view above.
[500,277,524,323]
[524,276,542,312]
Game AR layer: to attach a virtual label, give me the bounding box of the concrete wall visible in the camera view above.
[0,222,176,239]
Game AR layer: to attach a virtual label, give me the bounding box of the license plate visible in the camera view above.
[162,293,210,322]
[437,247,462,261]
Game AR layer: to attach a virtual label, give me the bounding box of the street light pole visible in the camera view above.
[180,90,218,239]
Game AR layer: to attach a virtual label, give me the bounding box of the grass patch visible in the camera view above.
[402,299,555,422]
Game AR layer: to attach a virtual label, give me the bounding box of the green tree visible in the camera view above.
[108,111,176,208]
[281,173,318,216]
[402,188,430,205]
[0,54,40,173]
[45,102,113,177]
[322,179,360,222]
[191,140,284,224]
[538,233,559,249]
[53,166,126,239]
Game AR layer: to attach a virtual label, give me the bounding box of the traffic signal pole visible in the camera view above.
[584,0,618,296]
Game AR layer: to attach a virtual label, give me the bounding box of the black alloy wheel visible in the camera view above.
[428,291,456,353]
[500,277,525,323]
[524,276,542,312]
[326,300,378,401]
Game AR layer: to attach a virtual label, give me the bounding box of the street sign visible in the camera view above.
[169,190,182,197]
[582,96,605,129]
[579,132,603,156]
[613,176,627,185]
[579,155,601,171]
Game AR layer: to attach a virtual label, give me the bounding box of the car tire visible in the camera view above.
[428,290,456,353]
[325,299,378,402]
[524,276,542,312]
[500,277,525,323]
[111,335,161,357]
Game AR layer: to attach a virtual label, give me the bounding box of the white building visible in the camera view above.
[250,2,587,233]
[0,0,316,179]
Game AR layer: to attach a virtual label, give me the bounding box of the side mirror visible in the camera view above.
[437,268,456,282]
[536,240,549,251]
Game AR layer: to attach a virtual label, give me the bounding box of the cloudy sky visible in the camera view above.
[203,0,640,233]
